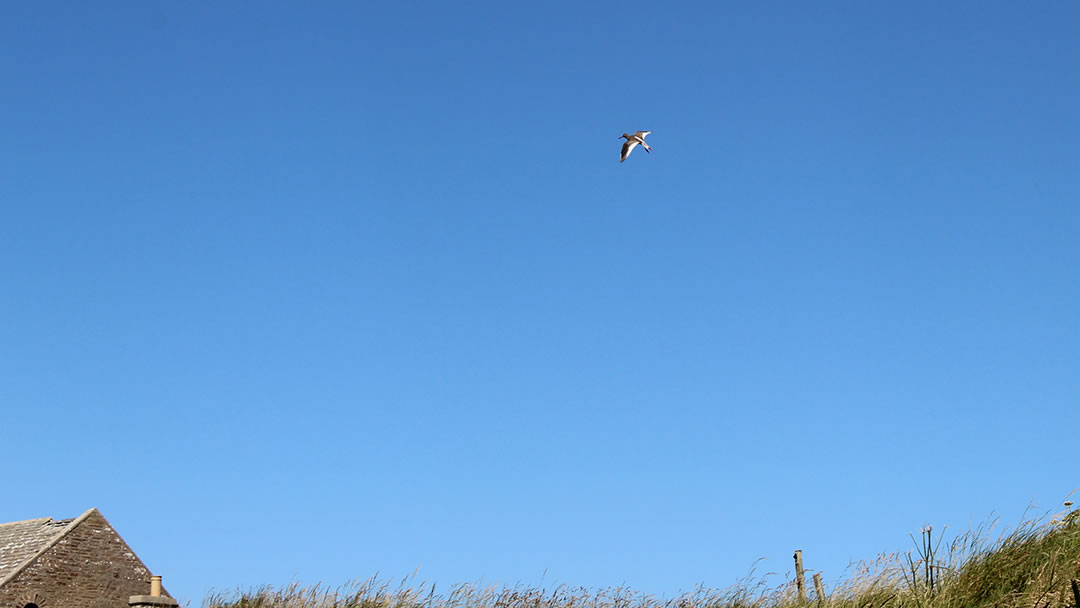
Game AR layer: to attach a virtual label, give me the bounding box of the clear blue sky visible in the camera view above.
[3,2,1078,606]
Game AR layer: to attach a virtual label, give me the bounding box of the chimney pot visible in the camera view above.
[130,575,176,608]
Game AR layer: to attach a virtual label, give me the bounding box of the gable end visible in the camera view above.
[0,510,169,608]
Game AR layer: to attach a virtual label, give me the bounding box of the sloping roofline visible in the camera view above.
[0,508,97,589]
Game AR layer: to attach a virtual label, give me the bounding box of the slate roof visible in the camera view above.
[0,509,93,587]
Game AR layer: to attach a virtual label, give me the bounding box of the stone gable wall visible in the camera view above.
[0,511,169,608]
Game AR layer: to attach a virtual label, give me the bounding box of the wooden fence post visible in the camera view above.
[813,572,825,605]
[794,550,806,603]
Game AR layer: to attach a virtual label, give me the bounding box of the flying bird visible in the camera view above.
[619,131,653,162]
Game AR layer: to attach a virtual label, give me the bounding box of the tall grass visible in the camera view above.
[205,504,1080,608]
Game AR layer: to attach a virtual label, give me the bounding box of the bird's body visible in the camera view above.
[619,131,653,162]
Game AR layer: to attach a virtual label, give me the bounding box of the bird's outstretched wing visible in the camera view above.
[621,140,640,162]
[634,131,652,138]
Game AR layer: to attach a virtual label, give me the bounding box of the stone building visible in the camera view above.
[0,508,177,608]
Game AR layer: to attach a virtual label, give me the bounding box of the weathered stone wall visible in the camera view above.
[0,510,170,608]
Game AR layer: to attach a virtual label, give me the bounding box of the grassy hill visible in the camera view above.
[206,506,1080,608]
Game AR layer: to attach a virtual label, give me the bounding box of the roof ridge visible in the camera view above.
[0,508,98,589]
[0,517,53,528]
